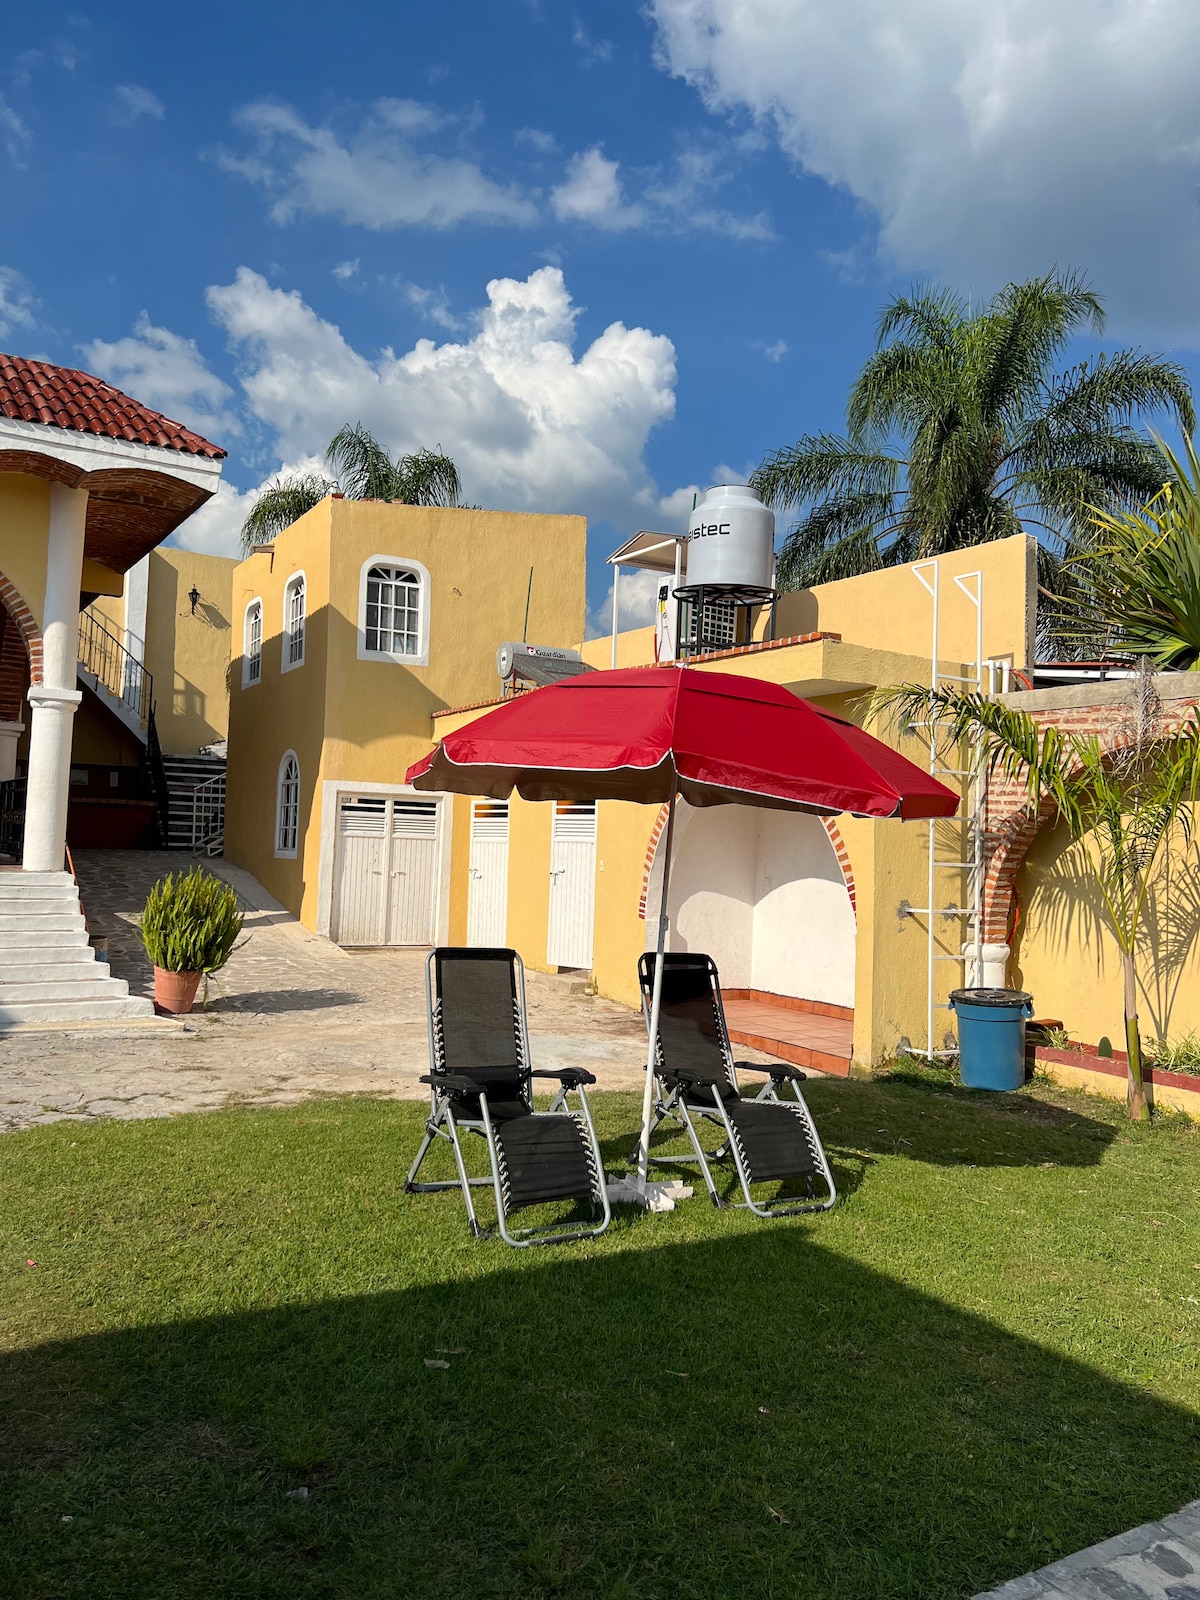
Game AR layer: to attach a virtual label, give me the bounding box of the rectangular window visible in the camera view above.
[285,578,305,668]
[365,567,421,656]
[245,602,262,686]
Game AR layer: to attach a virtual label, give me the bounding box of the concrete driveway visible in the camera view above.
[0,851,671,1132]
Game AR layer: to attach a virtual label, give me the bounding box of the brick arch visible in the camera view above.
[638,803,858,920]
[0,572,42,692]
[979,711,1199,944]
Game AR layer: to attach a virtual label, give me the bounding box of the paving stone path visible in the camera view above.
[976,1500,1200,1598]
[0,850,671,1132]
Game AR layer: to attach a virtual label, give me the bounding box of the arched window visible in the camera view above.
[243,599,263,688]
[275,751,299,858]
[282,572,306,671]
[357,557,429,664]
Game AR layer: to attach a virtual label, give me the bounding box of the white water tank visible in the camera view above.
[685,484,775,590]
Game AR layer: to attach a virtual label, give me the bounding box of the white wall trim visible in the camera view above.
[355,554,431,667]
[0,413,224,494]
[316,779,452,942]
[122,555,149,669]
[241,596,263,689]
[280,569,306,674]
[274,749,300,859]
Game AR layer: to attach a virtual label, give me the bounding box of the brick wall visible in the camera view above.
[980,683,1200,944]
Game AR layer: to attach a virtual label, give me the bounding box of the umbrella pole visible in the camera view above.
[635,782,677,1191]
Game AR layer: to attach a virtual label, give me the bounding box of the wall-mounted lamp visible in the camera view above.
[188,585,201,615]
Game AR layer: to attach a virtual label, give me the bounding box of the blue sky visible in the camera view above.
[4,2,1200,633]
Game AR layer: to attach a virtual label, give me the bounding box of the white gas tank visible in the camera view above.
[686,484,775,589]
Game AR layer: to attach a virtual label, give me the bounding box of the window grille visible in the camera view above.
[245,601,262,685]
[276,753,299,856]
[364,565,421,656]
[285,576,305,666]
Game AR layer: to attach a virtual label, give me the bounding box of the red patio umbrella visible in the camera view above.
[407,665,957,1207]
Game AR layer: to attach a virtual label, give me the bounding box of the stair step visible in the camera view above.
[0,872,78,898]
[0,943,97,965]
[0,960,111,983]
[0,996,156,1024]
[0,927,93,948]
[0,975,128,1001]
[0,911,84,931]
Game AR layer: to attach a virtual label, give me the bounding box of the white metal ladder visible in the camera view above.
[905,561,986,1060]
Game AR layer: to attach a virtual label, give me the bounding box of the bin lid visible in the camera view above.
[949,987,1033,1008]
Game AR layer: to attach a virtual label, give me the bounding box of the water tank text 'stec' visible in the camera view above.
[688,522,733,540]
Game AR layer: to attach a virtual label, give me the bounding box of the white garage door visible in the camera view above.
[334,794,440,946]
[467,799,509,947]
[546,800,596,970]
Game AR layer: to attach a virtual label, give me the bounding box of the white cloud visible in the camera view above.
[515,127,559,154]
[751,338,789,362]
[572,19,615,65]
[0,96,29,164]
[331,259,360,282]
[114,83,164,123]
[83,313,240,440]
[0,267,36,339]
[205,264,684,534]
[650,0,1200,342]
[552,147,647,230]
[401,282,464,330]
[170,478,259,558]
[220,98,537,231]
[587,568,661,640]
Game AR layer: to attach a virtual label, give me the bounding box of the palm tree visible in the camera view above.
[241,424,462,549]
[752,273,1195,610]
[875,681,1200,1121]
[1060,433,1200,669]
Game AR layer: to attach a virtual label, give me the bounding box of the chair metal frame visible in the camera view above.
[635,952,837,1218]
[405,947,612,1248]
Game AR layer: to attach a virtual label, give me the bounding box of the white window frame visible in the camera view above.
[356,555,430,666]
[242,598,263,688]
[281,570,306,673]
[275,750,300,859]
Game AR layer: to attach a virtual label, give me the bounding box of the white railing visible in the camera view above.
[191,772,226,855]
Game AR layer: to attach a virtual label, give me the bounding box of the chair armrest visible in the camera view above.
[530,1067,597,1088]
[734,1060,806,1082]
[420,1072,488,1095]
[671,1066,708,1087]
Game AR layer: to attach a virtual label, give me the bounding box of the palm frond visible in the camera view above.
[326,423,398,501]
[392,446,462,508]
[751,436,899,511]
[240,474,335,550]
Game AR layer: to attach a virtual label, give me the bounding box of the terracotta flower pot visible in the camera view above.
[153,967,203,1016]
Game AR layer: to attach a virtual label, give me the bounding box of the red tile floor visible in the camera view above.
[722,995,854,1077]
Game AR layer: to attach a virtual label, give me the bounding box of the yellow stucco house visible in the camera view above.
[223,487,1038,1069]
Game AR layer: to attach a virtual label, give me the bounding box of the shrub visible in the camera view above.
[136,867,244,975]
[1146,1031,1200,1077]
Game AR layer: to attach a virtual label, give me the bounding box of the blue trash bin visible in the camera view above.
[948,988,1034,1091]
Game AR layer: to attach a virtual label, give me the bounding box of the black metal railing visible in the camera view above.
[145,707,172,848]
[0,776,25,860]
[77,613,153,727]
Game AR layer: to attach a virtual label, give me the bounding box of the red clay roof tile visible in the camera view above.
[0,353,226,459]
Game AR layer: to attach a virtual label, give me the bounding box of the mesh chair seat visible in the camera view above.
[724,1100,820,1182]
[496,1115,597,1209]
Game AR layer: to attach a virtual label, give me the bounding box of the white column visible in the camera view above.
[23,483,86,873]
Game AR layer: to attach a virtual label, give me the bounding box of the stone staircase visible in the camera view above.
[0,871,155,1026]
[161,753,227,854]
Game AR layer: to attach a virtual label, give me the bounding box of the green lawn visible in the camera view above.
[3,1074,1200,1600]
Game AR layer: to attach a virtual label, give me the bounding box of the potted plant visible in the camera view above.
[136,866,245,1015]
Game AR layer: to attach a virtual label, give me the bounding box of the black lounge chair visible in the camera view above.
[636,952,837,1217]
[405,947,610,1247]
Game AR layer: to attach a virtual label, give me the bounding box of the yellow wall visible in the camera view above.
[225,499,587,926]
[0,474,50,627]
[1013,816,1200,1051]
[145,549,235,753]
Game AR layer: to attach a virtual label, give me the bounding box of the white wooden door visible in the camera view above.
[334,796,388,944]
[546,800,596,969]
[386,798,440,945]
[467,800,509,947]
[334,794,440,945]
